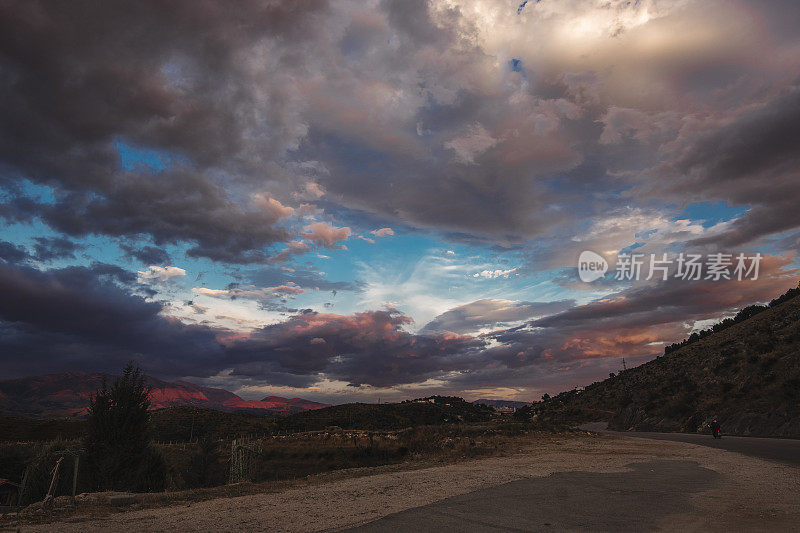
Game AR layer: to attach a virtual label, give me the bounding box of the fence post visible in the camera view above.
[43,457,63,510]
[18,466,29,507]
[72,456,80,503]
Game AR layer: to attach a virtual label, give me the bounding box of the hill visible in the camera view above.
[534,285,800,438]
[149,406,278,441]
[0,372,329,418]
[276,396,496,431]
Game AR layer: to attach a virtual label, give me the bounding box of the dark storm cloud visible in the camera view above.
[224,309,486,388]
[0,0,328,174]
[1,0,799,263]
[121,244,171,265]
[0,260,485,388]
[0,260,223,378]
[671,87,800,188]
[3,0,792,262]
[0,0,590,253]
[32,236,82,261]
[32,170,292,263]
[0,240,29,264]
[0,0,327,261]
[649,85,800,248]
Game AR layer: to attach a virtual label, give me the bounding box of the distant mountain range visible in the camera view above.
[0,372,329,418]
[472,399,529,409]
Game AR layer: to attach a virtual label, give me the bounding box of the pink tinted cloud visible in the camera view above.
[268,240,313,263]
[371,227,394,238]
[251,194,294,220]
[302,222,352,249]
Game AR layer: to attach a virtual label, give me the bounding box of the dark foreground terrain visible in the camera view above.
[8,432,799,532]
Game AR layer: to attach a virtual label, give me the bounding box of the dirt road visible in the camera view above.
[10,433,800,532]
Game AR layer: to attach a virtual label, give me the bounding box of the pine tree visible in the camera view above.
[84,363,165,492]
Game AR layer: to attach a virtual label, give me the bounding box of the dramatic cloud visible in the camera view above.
[2,0,798,256]
[1,0,799,399]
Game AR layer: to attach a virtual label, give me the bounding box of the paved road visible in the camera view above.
[345,460,720,532]
[344,429,800,532]
[580,422,800,467]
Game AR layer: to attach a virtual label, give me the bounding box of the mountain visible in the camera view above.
[472,399,529,409]
[534,285,800,438]
[0,372,330,418]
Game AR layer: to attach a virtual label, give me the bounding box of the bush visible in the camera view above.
[513,405,532,421]
[184,438,226,488]
[0,443,32,487]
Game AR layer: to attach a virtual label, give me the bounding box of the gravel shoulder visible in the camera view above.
[7,433,800,532]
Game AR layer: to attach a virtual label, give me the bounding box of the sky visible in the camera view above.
[1,0,799,404]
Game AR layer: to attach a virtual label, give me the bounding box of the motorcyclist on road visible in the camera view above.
[710,418,721,439]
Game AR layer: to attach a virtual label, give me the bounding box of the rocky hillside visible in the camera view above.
[536,286,800,438]
[0,372,329,418]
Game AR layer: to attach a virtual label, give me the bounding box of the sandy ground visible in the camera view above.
[8,433,800,532]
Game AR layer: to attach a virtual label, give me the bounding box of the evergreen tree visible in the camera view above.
[84,363,166,492]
